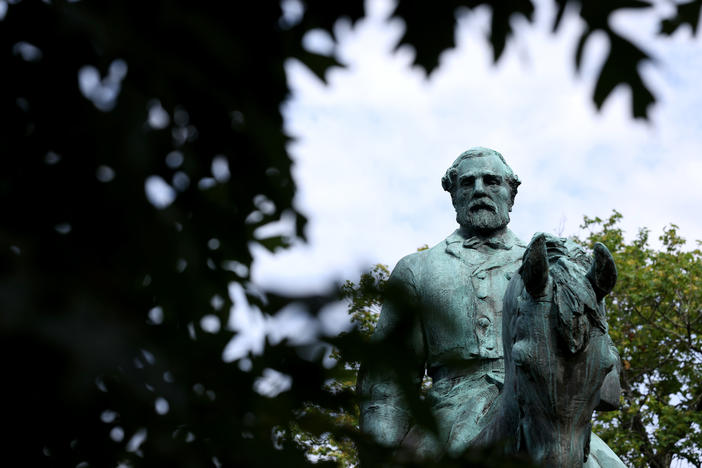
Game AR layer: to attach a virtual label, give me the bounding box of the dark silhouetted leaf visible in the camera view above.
[257,235,292,253]
[660,0,702,35]
[593,34,655,118]
[574,28,591,71]
[486,0,535,62]
[293,50,342,84]
[391,1,464,75]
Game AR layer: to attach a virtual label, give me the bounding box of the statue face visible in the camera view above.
[453,154,512,233]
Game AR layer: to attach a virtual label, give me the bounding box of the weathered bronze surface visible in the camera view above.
[358,148,625,467]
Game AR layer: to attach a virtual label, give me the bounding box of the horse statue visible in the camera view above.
[474,233,622,468]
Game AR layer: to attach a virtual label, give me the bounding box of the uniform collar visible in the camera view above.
[445,228,526,260]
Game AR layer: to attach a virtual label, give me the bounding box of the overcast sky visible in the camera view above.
[250,0,702,298]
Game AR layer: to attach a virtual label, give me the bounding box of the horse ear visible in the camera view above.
[522,233,549,297]
[587,242,617,301]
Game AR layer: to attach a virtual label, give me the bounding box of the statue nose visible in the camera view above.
[474,178,486,194]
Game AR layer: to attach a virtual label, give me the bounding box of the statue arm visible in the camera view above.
[357,255,426,447]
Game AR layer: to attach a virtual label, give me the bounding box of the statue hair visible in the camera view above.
[441,147,521,204]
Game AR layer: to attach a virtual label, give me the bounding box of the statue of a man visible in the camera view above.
[358,147,623,464]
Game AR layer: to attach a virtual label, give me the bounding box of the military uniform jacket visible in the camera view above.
[359,228,527,449]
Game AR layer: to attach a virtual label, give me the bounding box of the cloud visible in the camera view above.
[251,0,702,296]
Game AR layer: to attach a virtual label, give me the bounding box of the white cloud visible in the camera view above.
[250,0,702,299]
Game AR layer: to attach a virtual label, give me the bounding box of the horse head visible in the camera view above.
[503,233,619,468]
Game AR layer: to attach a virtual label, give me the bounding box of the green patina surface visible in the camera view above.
[358,148,626,467]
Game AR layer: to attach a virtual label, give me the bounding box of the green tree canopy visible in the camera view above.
[579,212,702,468]
[328,216,702,468]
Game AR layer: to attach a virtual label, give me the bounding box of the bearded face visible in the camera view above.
[455,195,510,233]
[452,155,513,234]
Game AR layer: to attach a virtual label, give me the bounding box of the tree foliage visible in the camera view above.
[1,1,365,466]
[279,266,389,467]
[580,212,702,468]
[391,0,702,119]
[342,264,390,338]
[1,0,700,466]
[326,217,702,468]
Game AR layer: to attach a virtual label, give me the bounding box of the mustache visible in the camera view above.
[468,198,497,213]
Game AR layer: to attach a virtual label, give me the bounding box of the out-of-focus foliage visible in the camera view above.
[2,0,700,466]
[342,264,390,338]
[283,265,387,467]
[391,0,702,119]
[1,1,366,466]
[580,212,702,468]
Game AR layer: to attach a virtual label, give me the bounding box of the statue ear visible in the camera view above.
[587,242,617,301]
[522,233,549,297]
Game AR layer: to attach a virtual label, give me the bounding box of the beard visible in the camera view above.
[456,200,510,234]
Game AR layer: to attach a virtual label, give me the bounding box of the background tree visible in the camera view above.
[327,216,702,468]
[579,212,702,468]
[282,264,390,467]
[2,0,700,466]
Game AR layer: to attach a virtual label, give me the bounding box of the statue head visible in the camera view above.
[441,147,521,234]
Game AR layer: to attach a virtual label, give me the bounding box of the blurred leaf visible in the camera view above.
[257,235,292,253]
[660,0,702,35]
[391,1,464,75]
[292,50,342,84]
[592,34,655,118]
[486,0,535,62]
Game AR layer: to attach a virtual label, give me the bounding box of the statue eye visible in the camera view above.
[485,175,500,186]
[460,176,474,187]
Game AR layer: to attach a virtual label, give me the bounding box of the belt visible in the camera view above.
[429,358,504,381]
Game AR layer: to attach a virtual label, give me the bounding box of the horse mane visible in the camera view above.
[475,234,617,464]
[521,235,606,354]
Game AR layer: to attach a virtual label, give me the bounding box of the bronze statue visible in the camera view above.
[358,147,625,467]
